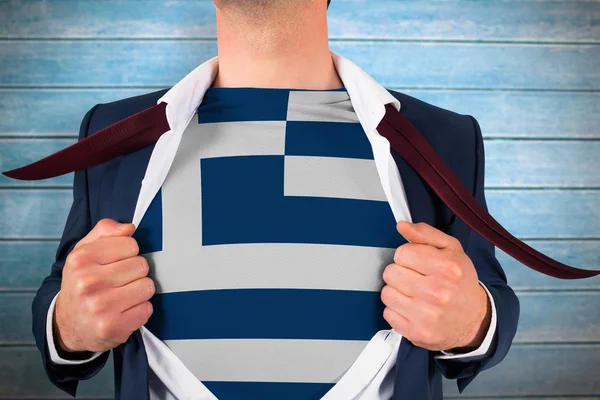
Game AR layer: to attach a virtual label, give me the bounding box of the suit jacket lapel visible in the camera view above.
[390,104,445,400]
[96,145,157,400]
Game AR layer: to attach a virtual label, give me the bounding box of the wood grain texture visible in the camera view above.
[2,189,599,239]
[1,0,599,398]
[3,292,599,344]
[442,344,600,397]
[1,41,598,90]
[1,344,599,398]
[498,240,600,291]
[0,347,114,398]
[0,241,59,291]
[3,139,600,188]
[3,90,599,138]
[2,240,598,292]
[0,0,597,42]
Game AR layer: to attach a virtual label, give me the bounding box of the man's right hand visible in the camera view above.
[53,218,155,353]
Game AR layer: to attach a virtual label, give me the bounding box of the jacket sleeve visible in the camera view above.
[433,115,521,392]
[31,103,111,397]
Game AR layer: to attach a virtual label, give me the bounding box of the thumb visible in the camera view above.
[396,220,418,244]
[74,218,135,249]
[396,220,462,251]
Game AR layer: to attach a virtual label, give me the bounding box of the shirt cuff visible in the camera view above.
[434,281,497,360]
[46,291,104,365]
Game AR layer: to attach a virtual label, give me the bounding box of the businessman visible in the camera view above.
[28,0,520,399]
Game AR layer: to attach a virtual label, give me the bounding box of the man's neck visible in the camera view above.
[212,1,343,90]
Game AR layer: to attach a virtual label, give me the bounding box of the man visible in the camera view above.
[28,0,520,399]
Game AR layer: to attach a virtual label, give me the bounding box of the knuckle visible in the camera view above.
[383,307,397,326]
[73,276,94,296]
[444,257,464,282]
[394,243,414,264]
[125,237,140,255]
[431,285,451,305]
[380,285,394,306]
[95,318,113,340]
[142,301,153,322]
[384,308,404,333]
[417,329,434,344]
[144,278,156,298]
[116,333,131,345]
[393,246,403,264]
[382,263,397,284]
[94,218,115,233]
[67,248,87,269]
[96,218,115,231]
[383,307,393,322]
[450,236,463,250]
[85,296,105,314]
[450,262,464,282]
[414,222,428,232]
[136,256,150,276]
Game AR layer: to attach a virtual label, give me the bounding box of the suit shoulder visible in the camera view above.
[86,88,171,135]
[386,88,478,151]
[387,89,475,130]
[386,89,480,192]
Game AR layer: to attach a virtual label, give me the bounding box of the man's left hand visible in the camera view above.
[381,221,492,353]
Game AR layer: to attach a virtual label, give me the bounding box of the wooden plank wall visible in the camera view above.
[0,0,599,398]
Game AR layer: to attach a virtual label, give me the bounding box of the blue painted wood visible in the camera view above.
[514,292,600,343]
[406,90,600,139]
[445,398,597,400]
[3,139,600,188]
[0,190,73,238]
[1,0,598,398]
[0,1,597,42]
[2,240,598,292]
[3,90,599,139]
[485,190,600,238]
[0,242,59,291]
[1,41,598,90]
[0,89,151,136]
[1,344,599,398]
[2,189,599,239]
[0,139,75,187]
[0,347,114,398]
[483,141,600,188]
[442,344,600,397]
[498,241,600,290]
[3,292,599,344]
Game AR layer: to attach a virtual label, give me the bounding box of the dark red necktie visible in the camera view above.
[3,102,598,279]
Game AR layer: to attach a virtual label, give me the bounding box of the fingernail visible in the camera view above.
[116,223,128,231]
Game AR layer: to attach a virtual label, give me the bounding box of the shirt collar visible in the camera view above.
[156,50,400,134]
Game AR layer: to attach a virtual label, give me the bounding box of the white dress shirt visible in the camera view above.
[46,51,497,400]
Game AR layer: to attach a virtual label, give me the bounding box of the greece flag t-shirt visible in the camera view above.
[132,86,406,399]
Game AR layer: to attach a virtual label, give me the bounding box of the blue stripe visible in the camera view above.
[285,121,374,160]
[203,381,334,400]
[201,156,402,248]
[197,88,291,123]
[146,289,389,341]
[132,188,162,254]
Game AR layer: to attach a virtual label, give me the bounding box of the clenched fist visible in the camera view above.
[381,221,492,353]
[53,218,155,353]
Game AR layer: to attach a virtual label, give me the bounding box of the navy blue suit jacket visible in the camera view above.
[32,88,520,399]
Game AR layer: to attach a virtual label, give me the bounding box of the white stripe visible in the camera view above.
[187,119,286,158]
[287,90,359,122]
[145,242,393,294]
[164,338,369,383]
[284,156,387,201]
